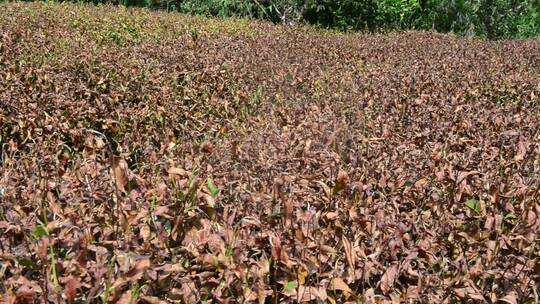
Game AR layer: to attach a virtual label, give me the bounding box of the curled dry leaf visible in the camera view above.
[380,264,399,295]
[200,193,215,208]
[117,291,132,304]
[514,140,528,162]
[332,277,352,294]
[200,141,214,154]
[37,237,49,261]
[112,158,128,193]
[61,275,81,304]
[140,224,151,242]
[140,295,168,304]
[498,291,518,304]
[112,258,151,289]
[454,286,486,301]
[342,236,355,270]
[325,212,338,220]
[316,180,332,197]
[168,167,190,177]
[333,169,349,194]
[284,199,293,227]
[271,235,282,262]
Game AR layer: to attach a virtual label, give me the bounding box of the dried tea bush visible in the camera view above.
[1,2,540,303]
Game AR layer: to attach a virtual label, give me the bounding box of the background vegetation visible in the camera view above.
[30,0,540,39]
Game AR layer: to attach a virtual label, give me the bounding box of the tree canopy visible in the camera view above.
[98,0,540,39]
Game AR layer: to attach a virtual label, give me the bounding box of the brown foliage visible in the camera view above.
[1,2,540,303]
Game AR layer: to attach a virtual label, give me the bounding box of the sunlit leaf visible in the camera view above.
[207,177,218,198]
[283,280,297,291]
[33,225,48,238]
[465,199,481,215]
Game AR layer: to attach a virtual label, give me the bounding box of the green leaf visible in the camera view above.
[50,246,59,291]
[18,258,39,271]
[131,283,146,303]
[207,177,218,198]
[283,280,297,290]
[465,199,481,215]
[505,212,517,222]
[33,225,48,238]
[163,220,172,236]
